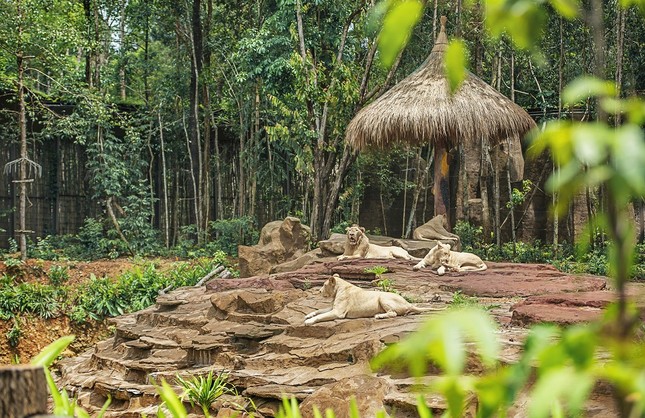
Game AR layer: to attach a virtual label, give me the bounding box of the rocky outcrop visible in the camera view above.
[57,257,635,418]
[238,217,312,277]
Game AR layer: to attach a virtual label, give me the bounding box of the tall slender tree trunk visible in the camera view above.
[119,0,127,101]
[406,147,433,238]
[159,111,170,248]
[17,51,28,261]
[614,6,625,125]
[321,145,358,240]
[433,145,450,223]
[188,0,204,242]
[211,111,223,221]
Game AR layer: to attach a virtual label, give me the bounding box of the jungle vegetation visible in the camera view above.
[0,0,643,262]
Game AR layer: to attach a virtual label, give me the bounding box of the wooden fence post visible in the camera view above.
[0,365,49,418]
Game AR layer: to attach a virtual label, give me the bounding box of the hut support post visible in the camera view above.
[433,145,450,225]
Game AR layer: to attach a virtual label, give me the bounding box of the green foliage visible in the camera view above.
[376,0,424,67]
[506,180,533,209]
[364,265,389,279]
[3,257,24,273]
[30,335,111,418]
[155,378,188,418]
[6,316,22,347]
[70,258,223,323]
[0,280,62,319]
[445,40,468,94]
[208,217,260,256]
[453,221,484,253]
[449,291,479,308]
[48,265,69,286]
[176,371,235,417]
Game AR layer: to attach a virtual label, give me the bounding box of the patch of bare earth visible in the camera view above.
[0,257,181,364]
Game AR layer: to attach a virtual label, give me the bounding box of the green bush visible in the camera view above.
[48,265,70,286]
[6,317,22,347]
[209,217,259,256]
[69,257,225,323]
[453,220,484,252]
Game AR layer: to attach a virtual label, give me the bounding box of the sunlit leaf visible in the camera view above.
[156,379,188,418]
[528,368,594,418]
[563,76,616,105]
[571,123,609,166]
[484,0,546,49]
[549,0,580,18]
[416,394,433,418]
[348,397,361,418]
[611,125,645,196]
[30,335,75,367]
[455,308,500,368]
[562,326,598,369]
[444,39,467,94]
[378,0,423,68]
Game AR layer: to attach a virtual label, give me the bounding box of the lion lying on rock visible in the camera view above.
[337,225,419,261]
[413,242,487,275]
[304,274,441,325]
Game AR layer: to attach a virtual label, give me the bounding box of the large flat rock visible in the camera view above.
[59,258,625,418]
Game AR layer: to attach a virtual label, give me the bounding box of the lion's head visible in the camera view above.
[321,273,342,297]
[345,225,366,246]
[426,242,451,268]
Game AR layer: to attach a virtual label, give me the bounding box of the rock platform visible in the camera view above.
[59,258,641,417]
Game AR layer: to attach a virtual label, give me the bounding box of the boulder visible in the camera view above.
[238,217,311,277]
[299,376,392,418]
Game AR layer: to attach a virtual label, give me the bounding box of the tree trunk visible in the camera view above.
[614,5,625,125]
[189,0,204,242]
[119,0,126,101]
[402,149,410,237]
[17,50,28,261]
[405,147,432,238]
[159,110,170,248]
[321,145,358,239]
[433,144,450,224]
[480,139,492,237]
[0,365,49,418]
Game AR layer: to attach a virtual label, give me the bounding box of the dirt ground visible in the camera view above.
[0,257,179,364]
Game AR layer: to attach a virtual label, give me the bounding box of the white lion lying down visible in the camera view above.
[304,274,441,325]
[413,242,487,275]
[337,225,419,261]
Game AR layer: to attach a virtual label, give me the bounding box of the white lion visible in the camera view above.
[304,274,441,325]
[413,242,487,275]
[337,225,419,261]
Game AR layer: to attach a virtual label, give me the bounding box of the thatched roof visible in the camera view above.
[345,17,536,151]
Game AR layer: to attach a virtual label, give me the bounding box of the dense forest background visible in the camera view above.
[0,0,643,257]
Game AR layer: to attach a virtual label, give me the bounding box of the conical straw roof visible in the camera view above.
[345,16,536,150]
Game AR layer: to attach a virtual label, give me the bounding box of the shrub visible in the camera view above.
[176,371,236,417]
[6,317,22,347]
[209,217,259,256]
[48,265,70,286]
[453,220,484,252]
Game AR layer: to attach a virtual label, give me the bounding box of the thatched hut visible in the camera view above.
[345,16,536,225]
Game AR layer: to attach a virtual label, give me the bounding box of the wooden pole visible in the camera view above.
[0,365,49,418]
